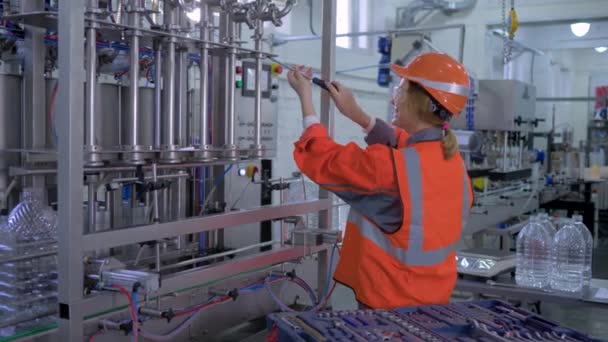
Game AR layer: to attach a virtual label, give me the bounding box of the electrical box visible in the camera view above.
[451,80,536,132]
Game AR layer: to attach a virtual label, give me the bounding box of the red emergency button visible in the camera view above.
[236,66,243,74]
[271,63,283,75]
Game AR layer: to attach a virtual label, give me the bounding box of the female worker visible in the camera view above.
[287,53,473,309]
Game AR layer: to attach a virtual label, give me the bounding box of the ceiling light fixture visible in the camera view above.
[595,47,608,53]
[570,22,590,37]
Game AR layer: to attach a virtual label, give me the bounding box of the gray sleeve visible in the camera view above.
[364,118,397,147]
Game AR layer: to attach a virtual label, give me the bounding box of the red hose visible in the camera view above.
[174,296,231,317]
[112,284,138,341]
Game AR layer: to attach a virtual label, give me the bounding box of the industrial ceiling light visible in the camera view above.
[595,47,608,53]
[570,22,590,37]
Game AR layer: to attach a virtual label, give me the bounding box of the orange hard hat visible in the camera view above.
[391,52,470,116]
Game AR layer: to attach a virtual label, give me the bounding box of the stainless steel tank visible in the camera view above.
[121,86,155,151]
[0,74,21,194]
[45,79,121,161]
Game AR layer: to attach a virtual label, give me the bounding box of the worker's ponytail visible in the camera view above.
[406,83,459,160]
[442,128,458,160]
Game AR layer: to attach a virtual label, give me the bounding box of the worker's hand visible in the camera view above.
[287,65,313,98]
[328,81,371,128]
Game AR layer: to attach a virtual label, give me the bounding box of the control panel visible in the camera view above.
[235,61,280,157]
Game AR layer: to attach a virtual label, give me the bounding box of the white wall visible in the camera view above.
[263,0,608,180]
[249,1,394,180]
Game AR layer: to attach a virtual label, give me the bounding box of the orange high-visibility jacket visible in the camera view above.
[293,118,473,309]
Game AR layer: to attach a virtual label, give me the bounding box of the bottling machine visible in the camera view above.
[0,0,340,341]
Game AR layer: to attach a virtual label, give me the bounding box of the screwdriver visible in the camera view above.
[266,56,330,92]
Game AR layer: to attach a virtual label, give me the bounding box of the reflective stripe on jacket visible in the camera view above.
[293,119,473,309]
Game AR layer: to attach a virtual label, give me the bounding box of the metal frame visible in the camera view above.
[48,1,338,339]
[316,0,336,300]
[82,199,332,251]
[57,0,85,339]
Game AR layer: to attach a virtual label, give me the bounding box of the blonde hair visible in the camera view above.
[405,85,458,160]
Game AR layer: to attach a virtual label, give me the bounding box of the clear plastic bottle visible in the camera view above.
[550,219,585,294]
[572,215,593,292]
[538,213,557,238]
[0,189,58,337]
[516,216,552,288]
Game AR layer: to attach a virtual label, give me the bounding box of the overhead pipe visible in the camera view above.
[161,1,180,163]
[195,0,214,161]
[123,0,145,164]
[85,0,102,166]
[270,23,465,46]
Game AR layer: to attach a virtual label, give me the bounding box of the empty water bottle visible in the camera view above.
[572,215,593,291]
[538,213,557,238]
[516,216,552,289]
[0,189,58,337]
[550,219,585,294]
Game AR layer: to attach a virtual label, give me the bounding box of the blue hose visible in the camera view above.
[132,290,138,342]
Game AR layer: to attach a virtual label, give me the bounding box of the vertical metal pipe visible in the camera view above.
[161,2,179,162]
[128,39,139,146]
[250,5,264,158]
[57,0,85,338]
[317,0,336,300]
[87,181,96,233]
[155,241,161,308]
[154,42,162,148]
[502,131,508,171]
[22,0,46,188]
[196,0,213,161]
[85,22,103,166]
[85,27,97,148]
[152,163,159,222]
[223,15,238,160]
[226,48,236,146]
[175,50,187,147]
[163,40,176,146]
[124,0,143,164]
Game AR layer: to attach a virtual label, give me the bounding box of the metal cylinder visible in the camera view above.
[154,43,162,148]
[0,74,21,201]
[250,13,264,158]
[175,49,188,147]
[160,2,180,163]
[87,180,97,234]
[226,49,236,146]
[128,35,140,146]
[123,1,144,164]
[223,17,238,160]
[195,0,214,162]
[85,24,102,166]
[162,40,176,147]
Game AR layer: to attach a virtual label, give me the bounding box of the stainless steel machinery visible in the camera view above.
[0,0,339,341]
